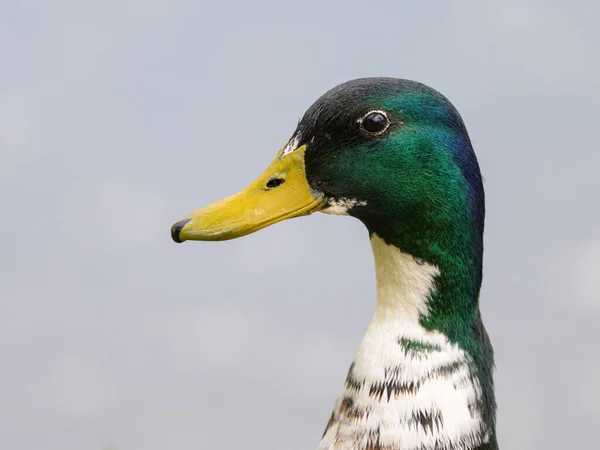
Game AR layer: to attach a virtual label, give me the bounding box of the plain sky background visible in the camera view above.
[1,1,599,449]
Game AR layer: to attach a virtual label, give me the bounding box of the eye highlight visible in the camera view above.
[360,110,389,134]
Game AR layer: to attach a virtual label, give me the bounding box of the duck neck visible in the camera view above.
[319,234,496,450]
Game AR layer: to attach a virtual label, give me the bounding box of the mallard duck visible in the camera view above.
[170,78,497,450]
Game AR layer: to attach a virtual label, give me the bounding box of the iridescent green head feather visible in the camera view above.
[294,78,486,332]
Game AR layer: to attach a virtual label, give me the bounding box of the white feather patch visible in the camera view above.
[318,234,488,450]
[321,198,367,216]
[281,133,302,157]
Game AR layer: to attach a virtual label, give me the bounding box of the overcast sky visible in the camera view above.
[1,1,599,449]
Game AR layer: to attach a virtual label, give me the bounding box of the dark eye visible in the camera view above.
[361,111,389,134]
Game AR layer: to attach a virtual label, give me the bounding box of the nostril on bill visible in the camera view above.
[266,178,285,189]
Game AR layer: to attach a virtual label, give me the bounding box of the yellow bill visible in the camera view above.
[170,145,324,242]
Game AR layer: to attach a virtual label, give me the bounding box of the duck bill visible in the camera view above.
[171,145,324,242]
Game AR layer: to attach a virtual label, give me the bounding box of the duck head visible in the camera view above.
[171,78,484,300]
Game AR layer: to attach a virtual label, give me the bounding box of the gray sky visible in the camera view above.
[1,1,599,449]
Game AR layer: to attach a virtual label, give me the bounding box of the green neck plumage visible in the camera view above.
[349,130,495,440]
[367,228,496,444]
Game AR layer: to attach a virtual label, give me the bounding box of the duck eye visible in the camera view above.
[361,111,389,134]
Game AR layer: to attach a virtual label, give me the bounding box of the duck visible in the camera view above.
[170,78,498,450]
